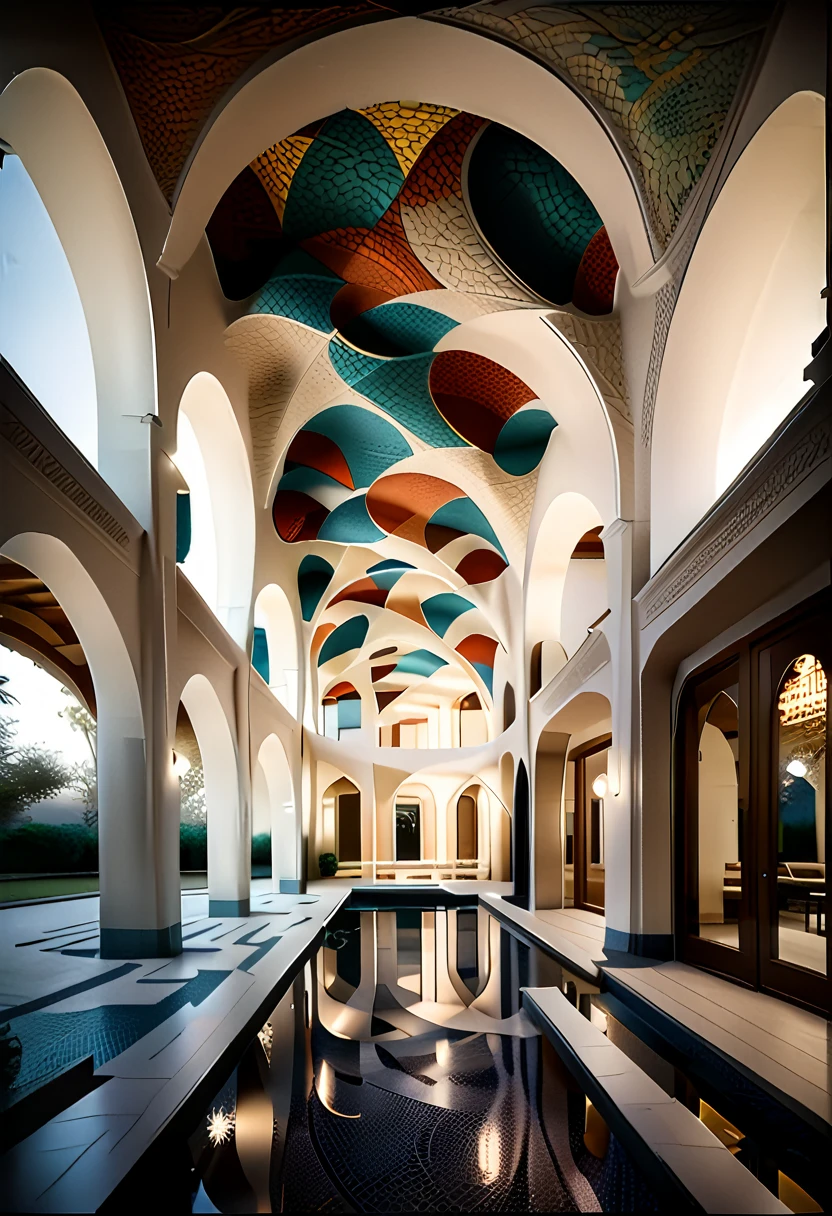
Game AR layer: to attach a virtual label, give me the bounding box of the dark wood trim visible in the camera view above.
[570,733,611,914]
[676,586,832,1016]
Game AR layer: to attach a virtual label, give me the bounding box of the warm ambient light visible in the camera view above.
[435,1039,450,1067]
[786,758,808,778]
[478,1123,501,1184]
[591,774,608,799]
[172,751,191,778]
[207,1106,234,1146]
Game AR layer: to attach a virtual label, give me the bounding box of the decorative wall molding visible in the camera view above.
[0,407,131,549]
[641,417,830,625]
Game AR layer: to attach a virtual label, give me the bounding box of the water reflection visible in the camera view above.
[188,907,657,1213]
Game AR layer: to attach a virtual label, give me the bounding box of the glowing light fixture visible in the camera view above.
[591,774,608,799]
[435,1039,450,1067]
[786,758,808,778]
[478,1123,501,1184]
[207,1106,234,1146]
[172,751,191,778]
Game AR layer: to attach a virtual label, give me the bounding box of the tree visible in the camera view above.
[60,692,98,827]
[0,677,70,824]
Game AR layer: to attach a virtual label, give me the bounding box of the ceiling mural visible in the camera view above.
[434,2,772,248]
[93,2,772,743]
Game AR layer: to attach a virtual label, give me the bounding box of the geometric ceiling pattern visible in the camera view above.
[95,4,774,739]
[437,2,771,248]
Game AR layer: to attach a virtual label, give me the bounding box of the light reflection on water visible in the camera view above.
[188,907,657,1213]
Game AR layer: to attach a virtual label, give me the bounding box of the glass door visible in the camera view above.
[678,658,757,987]
[756,621,830,1014]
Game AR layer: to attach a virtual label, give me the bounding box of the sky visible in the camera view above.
[1,644,92,823]
[0,153,98,465]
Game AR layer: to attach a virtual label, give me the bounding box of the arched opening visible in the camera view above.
[535,691,612,913]
[318,777,361,878]
[0,68,156,525]
[0,636,98,898]
[456,788,478,863]
[395,797,422,863]
[257,734,297,892]
[0,154,97,464]
[174,373,255,647]
[526,493,605,692]
[174,703,207,891]
[253,583,299,716]
[179,673,247,916]
[502,683,516,732]
[560,526,607,659]
[159,20,650,287]
[0,534,164,955]
[651,92,826,569]
[321,682,361,741]
[455,692,487,747]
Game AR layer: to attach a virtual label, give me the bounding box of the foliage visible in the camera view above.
[319,852,338,877]
[68,761,98,829]
[0,821,273,875]
[179,823,207,870]
[0,823,98,873]
[251,833,271,865]
[0,713,71,826]
[61,694,98,827]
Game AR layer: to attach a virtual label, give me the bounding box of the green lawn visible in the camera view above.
[0,872,209,902]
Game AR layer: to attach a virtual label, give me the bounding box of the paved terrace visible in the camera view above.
[0,886,347,1213]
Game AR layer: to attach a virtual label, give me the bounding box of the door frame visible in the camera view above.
[676,587,831,1016]
[675,654,757,988]
[754,610,831,1014]
[568,733,611,914]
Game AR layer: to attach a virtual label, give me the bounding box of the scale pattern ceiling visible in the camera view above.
[434,2,772,248]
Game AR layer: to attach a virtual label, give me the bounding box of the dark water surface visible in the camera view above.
[186,906,656,1213]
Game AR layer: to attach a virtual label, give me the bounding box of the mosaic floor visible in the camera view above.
[0,886,346,1213]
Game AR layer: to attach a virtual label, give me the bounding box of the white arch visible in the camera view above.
[526,492,605,684]
[0,533,162,948]
[257,733,297,891]
[254,583,299,716]
[159,18,651,285]
[180,673,247,912]
[175,372,255,647]
[651,91,826,570]
[0,68,156,527]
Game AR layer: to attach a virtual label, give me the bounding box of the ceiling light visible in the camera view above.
[786,758,807,778]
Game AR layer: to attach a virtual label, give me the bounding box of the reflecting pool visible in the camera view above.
[186,906,657,1212]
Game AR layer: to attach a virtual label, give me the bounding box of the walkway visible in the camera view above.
[0,885,347,1213]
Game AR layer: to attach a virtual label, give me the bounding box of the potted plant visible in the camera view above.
[318,852,338,878]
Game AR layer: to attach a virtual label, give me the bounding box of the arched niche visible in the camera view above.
[651,91,826,570]
[0,155,97,464]
[318,776,361,875]
[0,533,169,955]
[0,68,156,526]
[526,492,605,688]
[179,672,248,915]
[257,733,297,892]
[159,19,650,286]
[253,583,299,716]
[174,372,255,647]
